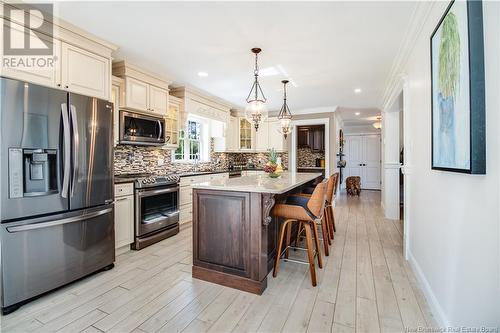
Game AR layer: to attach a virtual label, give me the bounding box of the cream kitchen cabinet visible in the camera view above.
[0,16,114,100]
[213,116,238,152]
[123,78,168,115]
[164,95,180,149]
[268,118,288,152]
[113,61,171,116]
[255,120,269,152]
[239,118,255,151]
[60,43,110,100]
[124,77,149,111]
[111,76,124,146]
[253,118,288,152]
[114,183,134,250]
[0,22,60,88]
[179,173,229,224]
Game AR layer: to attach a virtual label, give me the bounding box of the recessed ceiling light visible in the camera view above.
[198,72,208,77]
[354,88,362,93]
[355,112,360,116]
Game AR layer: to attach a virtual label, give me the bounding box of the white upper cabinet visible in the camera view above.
[268,118,288,151]
[1,21,60,88]
[113,61,171,116]
[255,120,269,151]
[111,76,124,146]
[61,43,110,100]
[0,5,116,99]
[125,77,149,111]
[148,85,168,115]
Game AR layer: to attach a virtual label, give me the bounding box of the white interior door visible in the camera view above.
[344,136,363,183]
[363,135,381,189]
[344,134,381,190]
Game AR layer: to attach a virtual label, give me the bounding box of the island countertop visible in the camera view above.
[191,171,322,194]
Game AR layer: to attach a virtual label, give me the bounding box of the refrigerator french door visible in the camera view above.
[0,77,115,314]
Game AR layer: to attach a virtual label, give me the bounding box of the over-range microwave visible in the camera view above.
[119,110,165,146]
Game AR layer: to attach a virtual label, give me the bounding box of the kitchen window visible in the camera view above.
[174,119,208,162]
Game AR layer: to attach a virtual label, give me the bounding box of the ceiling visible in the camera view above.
[338,107,381,127]
[54,1,417,111]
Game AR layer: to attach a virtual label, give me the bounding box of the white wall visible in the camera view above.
[403,1,499,326]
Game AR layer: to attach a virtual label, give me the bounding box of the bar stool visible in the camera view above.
[294,174,335,253]
[327,172,339,235]
[271,181,327,286]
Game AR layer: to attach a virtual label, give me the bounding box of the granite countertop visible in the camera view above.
[113,168,266,184]
[297,166,325,170]
[191,172,322,194]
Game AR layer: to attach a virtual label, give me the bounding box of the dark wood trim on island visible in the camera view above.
[191,173,322,294]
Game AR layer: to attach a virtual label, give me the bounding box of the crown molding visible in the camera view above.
[380,1,437,111]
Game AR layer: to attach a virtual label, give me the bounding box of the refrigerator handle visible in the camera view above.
[70,105,79,197]
[6,207,113,233]
[157,120,162,140]
[61,103,71,198]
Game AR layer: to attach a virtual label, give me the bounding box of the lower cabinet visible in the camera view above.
[114,183,134,249]
[179,173,229,224]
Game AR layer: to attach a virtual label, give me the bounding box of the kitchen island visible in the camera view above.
[191,172,322,294]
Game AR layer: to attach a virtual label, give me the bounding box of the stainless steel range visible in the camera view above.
[116,173,180,250]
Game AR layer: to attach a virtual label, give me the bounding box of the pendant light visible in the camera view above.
[373,116,382,129]
[245,48,267,131]
[277,80,293,139]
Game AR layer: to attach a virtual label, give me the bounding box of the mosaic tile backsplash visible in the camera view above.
[114,143,289,175]
[297,148,325,167]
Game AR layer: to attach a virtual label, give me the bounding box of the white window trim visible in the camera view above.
[173,115,210,163]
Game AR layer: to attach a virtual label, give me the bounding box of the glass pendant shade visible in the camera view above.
[373,121,382,129]
[245,48,267,131]
[245,100,268,130]
[277,80,293,139]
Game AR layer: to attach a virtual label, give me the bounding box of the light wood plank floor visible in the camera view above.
[0,191,438,333]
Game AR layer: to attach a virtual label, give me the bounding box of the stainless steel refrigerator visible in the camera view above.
[0,77,115,314]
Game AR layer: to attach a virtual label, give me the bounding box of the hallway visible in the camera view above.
[1,192,436,333]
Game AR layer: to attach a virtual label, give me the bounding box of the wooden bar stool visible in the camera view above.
[271,181,327,286]
[294,174,336,255]
[326,172,339,235]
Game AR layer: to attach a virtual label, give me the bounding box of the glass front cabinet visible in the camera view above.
[165,95,181,149]
[239,118,253,150]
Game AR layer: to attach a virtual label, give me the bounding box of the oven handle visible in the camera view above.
[136,186,179,198]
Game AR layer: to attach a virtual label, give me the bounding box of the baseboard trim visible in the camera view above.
[407,250,448,327]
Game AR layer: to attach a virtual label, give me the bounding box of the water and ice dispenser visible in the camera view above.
[9,148,58,198]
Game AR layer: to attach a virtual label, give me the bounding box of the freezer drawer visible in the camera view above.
[0,205,115,309]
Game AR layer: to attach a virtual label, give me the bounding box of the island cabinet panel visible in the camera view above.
[195,191,250,277]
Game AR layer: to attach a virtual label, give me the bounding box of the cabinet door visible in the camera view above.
[312,128,325,151]
[111,84,120,146]
[125,77,149,111]
[298,128,310,148]
[268,119,287,151]
[239,118,253,151]
[225,117,238,151]
[1,21,60,88]
[255,120,269,151]
[114,195,134,249]
[149,85,168,115]
[61,43,110,99]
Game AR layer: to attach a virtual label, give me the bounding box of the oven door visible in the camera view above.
[136,186,179,237]
[119,110,165,146]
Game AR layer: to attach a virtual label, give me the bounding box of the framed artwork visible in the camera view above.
[430,0,485,174]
